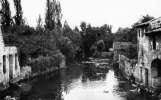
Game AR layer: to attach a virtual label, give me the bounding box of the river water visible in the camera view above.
[2,59,160,100]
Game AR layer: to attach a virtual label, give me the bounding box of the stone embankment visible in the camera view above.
[117,54,161,96]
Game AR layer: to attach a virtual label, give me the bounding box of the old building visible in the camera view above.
[113,42,136,63]
[0,19,20,89]
[135,17,161,89]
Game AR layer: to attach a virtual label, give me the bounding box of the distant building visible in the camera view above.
[135,17,161,88]
[0,17,20,89]
[113,42,136,63]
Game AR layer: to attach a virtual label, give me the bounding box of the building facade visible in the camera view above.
[135,17,161,89]
[113,42,136,63]
[0,19,20,88]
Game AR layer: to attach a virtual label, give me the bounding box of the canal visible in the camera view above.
[1,59,159,100]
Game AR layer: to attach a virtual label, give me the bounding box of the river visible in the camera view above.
[1,59,160,100]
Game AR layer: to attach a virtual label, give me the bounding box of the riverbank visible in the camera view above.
[0,64,67,100]
[0,58,160,100]
[114,55,161,98]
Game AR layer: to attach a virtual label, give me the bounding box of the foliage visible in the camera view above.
[29,53,63,73]
[80,22,114,58]
[36,15,43,30]
[114,15,154,44]
[13,0,23,25]
[3,25,58,65]
[0,0,12,32]
[114,27,137,43]
[80,22,86,32]
[45,0,62,30]
[59,21,82,63]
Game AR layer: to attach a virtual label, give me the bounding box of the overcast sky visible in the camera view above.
[7,0,161,32]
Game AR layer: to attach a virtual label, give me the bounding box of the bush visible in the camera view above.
[29,51,64,73]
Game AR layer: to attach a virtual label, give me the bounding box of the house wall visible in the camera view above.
[0,24,20,85]
[137,26,161,88]
[4,47,21,79]
[119,55,139,80]
[113,42,136,63]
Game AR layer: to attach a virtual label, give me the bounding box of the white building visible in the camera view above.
[0,17,20,88]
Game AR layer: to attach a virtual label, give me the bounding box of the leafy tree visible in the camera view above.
[61,21,82,62]
[80,22,87,32]
[74,26,79,32]
[0,0,12,32]
[100,24,112,34]
[36,15,43,30]
[55,1,62,28]
[80,23,114,57]
[114,27,137,43]
[13,0,23,25]
[45,0,62,30]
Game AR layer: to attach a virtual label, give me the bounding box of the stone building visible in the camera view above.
[0,20,20,89]
[113,42,136,63]
[135,17,161,89]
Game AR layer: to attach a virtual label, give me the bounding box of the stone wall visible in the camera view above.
[118,55,139,81]
[113,42,137,63]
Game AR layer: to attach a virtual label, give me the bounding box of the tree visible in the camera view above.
[80,22,86,32]
[36,15,43,30]
[13,0,23,25]
[74,26,79,32]
[55,1,62,28]
[45,0,62,30]
[101,24,112,34]
[114,27,137,43]
[0,0,12,31]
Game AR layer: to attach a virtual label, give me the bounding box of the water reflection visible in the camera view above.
[82,63,108,82]
[2,62,159,100]
[62,69,123,100]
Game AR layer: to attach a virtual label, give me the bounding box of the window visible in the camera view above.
[138,29,140,37]
[3,55,6,74]
[140,67,143,82]
[141,29,144,37]
[9,54,13,70]
[15,54,18,70]
[152,36,156,50]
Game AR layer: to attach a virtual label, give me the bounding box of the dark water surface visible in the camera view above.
[25,62,158,100]
[2,61,159,100]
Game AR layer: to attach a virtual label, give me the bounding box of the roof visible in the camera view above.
[134,17,161,35]
[134,17,161,28]
[134,21,149,28]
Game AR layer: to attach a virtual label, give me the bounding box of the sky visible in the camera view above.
[7,0,161,32]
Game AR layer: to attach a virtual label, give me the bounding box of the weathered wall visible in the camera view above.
[113,42,137,63]
[4,47,21,78]
[137,32,161,87]
[0,46,21,84]
[0,22,21,85]
[119,55,138,80]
